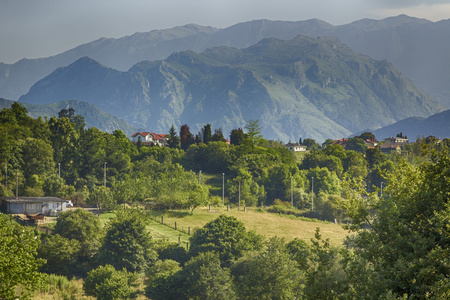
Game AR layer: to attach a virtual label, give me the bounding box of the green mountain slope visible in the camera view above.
[18,36,443,142]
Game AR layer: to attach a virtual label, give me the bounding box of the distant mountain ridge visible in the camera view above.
[0,98,138,136]
[362,109,450,141]
[18,36,442,142]
[2,15,450,108]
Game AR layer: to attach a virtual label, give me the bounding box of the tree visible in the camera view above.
[303,138,320,151]
[230,128,245,146]
[211,128,226,142]
[146,253,235,300]
[98,209,158,272]
[306,167,341,195]
[303,228,347,299]
[20,138,54,183]
[0,214,44,299]
[231,237,304,299]
[243,119,264,150]
[37,234,81,276]
[345,137,368,154]
[83,265,138,300]
[344,152,450,298]
[167,124,179,148]
[227,168,266,207]
[180,124,194,150]
[366,147,385,169]
[53,208,102,262]
[357,131,376,141]
[88,185,115,214]
[201,123,212,144]
[189,215,263,267]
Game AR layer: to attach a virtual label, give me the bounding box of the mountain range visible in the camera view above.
[18,35,442,143]
[1,15,450,109]
[358,109,450,141]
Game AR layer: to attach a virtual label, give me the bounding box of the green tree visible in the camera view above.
[167,124,180,148]
[307,167,341,195]
[303,138,319,151]
[344,152,450,298]
[83,265,138,300]
[146,253,235,300]
[189,215,263,267]
[201,123,212,144]
[98,209,158,272]
[230,128,245,146]
[37,234,81,276]
[231,237,304,299]
[211,128,226,142]
[180,124,194,151]
[227,168,266,207]
[343,150,368,179]
[303,228,347,299]
[88,185,115,214]
[20,138,54,183]
[0,214,44,299]
[53,208,102,262]
[243,119,264,151]
[345,137,368,154]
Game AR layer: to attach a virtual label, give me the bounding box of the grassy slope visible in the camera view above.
[151,206,348,247]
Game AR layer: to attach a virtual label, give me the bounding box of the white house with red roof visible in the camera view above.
[131,132,167,146]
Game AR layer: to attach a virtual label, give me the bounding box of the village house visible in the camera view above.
[131,132,167,147]
[380,136,409,154]
[1,197,66,215]
[284,142,307,152]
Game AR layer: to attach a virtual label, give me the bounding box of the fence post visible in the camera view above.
[178,235,181,245]
[227,205,229,211]
[244,206,247,212]
[188,226,191,235]
[175,222,177,230]
[209,204,211,211]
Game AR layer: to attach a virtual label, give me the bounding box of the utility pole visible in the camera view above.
[5,158,7,187]
[199,170,202,185]
[238,181,241,211]
[291,176,294,207]
[58,162,61,178]
[222,173,225,206]
[104,162,107,187]
[311,177,314,211]
[16,170,18,200]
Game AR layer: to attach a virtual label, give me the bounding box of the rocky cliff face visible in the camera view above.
[19,36,442,142]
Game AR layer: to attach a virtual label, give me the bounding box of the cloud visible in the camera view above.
[370,3,450,21]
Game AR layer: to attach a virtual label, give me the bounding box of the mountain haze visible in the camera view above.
[19,36,442,142]
[2,15,450,109]
[362,109,450,141]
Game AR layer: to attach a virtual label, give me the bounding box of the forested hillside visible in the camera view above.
[1,103,450,299]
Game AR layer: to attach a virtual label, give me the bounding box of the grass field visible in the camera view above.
[148,206,349,247]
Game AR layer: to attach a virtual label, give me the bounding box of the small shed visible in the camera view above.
[0,197,66,215]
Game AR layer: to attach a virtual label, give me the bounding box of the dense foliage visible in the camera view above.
[2,103,450,299]
[0,214,44,299]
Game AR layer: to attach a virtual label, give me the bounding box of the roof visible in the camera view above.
[1,197,64,203]
[131,132,151,138]
[151,133,167,140]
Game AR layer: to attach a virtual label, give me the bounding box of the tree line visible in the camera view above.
[1,102,450,299]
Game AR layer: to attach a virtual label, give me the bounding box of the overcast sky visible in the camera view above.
[1,0,450,64]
